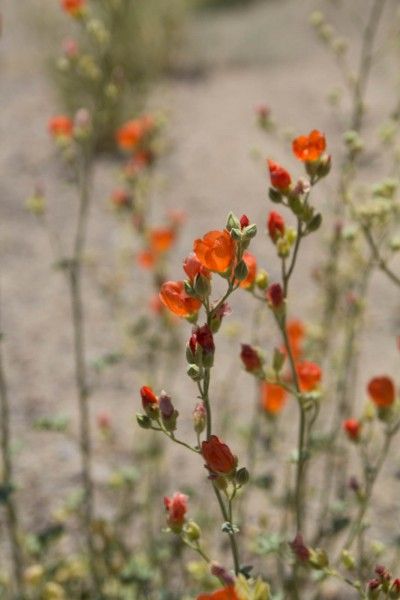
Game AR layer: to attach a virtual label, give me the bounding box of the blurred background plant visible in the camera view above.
[52,0,186,152]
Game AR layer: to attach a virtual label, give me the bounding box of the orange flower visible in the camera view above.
[183,253,211,282]
[116,116,154,152]
[239,251,257,289]
[61,0,85,16]
[149,228,175,253]
[137,249,156,270]
[201,435,237,474]
[261,382,287,415]
[367,376,395,408]
[287,319,305,361]
[267,159,291,190]
[159,281,202,318]
[194,230,235,273]
[48,115,73,138]
[296,361,321,392]
[292,130,326,162]
[198,587,239,600]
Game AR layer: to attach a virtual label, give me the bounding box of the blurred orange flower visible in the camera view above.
[287,319,305,361]
[149,228,175,253]
[159,281,201,318]
[261,382,287,415]
[367,376,395,408]
[239,251,257,289]
[296,361,321,392]
[201,435,236,474]
[116,115,155,152]
[194,230,235,273]
[292,130,326,162]
[137,249,155,270]
[61,0,85,16]
[198,587,239,600]
[48,115,73,138]
[343,418,361,441]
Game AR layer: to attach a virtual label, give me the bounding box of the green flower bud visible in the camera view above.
[242,224,257,239]
[340,550,355,571]
[309,548,329,570]
[187,364,203,381]
[234,260,249,281]
[185,521,201,542]
[226,212,241,231]
[136,414,152,429]
[269,188,282,203]
[230,227,242,241]
[194,274,211,299]
[235,467,250,486]
[272,347,286,373]
[255,270,269,290]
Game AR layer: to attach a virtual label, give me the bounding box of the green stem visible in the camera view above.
[0,298,24,599]
[68,151,101,595]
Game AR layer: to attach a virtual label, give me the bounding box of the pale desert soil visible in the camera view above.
[1,0,400,591]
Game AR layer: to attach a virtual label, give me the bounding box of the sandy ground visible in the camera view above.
[1,0,400,589]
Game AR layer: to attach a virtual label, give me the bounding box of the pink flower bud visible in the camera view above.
[195,324,215,354]
[290,533,310,562]
[240,214,250,228]
[267,283,284,308]
[210,562,235,586]
[240,344,262,372]
[193,402,206,434]
[62,37,79,58]
[159,390,174,420]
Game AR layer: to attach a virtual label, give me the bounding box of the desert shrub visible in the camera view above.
[53,0,186,151]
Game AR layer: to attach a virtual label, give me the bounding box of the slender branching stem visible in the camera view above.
[68,150,101,594]
[0,295,24,599]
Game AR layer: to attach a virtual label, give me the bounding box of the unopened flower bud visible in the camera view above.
[194,273,211,299]
[140,386,159,417]
[240,214,250,228]
[309,548,329,570]
[390,579,400,599]
[340,550,355,571]
[235,467,250,486]
[159,391,174,419]
[240,344,263,373]
[290,533,310,562]
[234,260,248,281]
[367,579,381,599]
[74,108,91,138]
[255,270,269,290]
[272,347,286,373]
[226,212,241,232]
[193,402,206,434]
[210,562,235,586]
[242,224,257,239]
[24,564,44,586]
[26,183,46,216]
[266,283,284,310]
[185,520,201,542]
[136,414,152,429]
[187,364,203,381]
[316,154,331,178]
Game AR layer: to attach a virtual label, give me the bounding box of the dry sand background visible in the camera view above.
[1,0,400,584]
